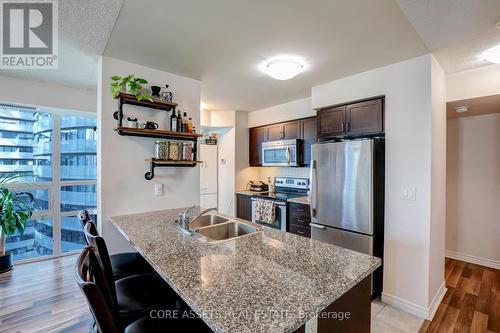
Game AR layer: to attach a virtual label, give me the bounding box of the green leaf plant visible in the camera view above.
[0,174,34,256]
[110,74,153,102]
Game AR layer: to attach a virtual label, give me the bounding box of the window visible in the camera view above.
[0,106,97,262]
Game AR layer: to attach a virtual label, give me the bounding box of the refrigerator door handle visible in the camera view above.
[309,223,325,229]
[309,159,317,218]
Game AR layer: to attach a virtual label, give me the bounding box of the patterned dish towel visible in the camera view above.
[254,199,275,224]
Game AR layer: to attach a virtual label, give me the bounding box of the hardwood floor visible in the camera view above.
[0,255,90,333]
[419,258,500,333]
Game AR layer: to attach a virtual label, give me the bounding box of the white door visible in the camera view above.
[200,144,218,195]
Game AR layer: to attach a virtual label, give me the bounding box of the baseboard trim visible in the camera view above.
[381,283,446,321]
[381,292,428,319]
[445,250,500,270]
[428,282,447,320]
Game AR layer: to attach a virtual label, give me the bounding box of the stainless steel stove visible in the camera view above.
[251,177,309,230]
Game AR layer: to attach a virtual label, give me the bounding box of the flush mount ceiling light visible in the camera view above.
[482,44,500,64]
[260,57,305,80]
[455,106,469,114]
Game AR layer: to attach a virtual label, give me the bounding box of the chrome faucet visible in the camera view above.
[177,206,196,235]
[191,207,218,224]
[177,206,218,236]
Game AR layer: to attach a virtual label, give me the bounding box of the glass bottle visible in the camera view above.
[182,112,188,132]
[188,117,193,133]
[170,111,177,132]
[176,110,182,132]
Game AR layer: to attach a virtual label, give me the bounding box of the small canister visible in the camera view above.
[154,141,167,160]
[168,141,180,160]
[182,142,193,161]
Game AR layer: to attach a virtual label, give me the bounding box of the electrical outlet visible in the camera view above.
[401,187,416,201]
[154,183,164,196]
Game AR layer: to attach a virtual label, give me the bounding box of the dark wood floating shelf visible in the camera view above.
[115,127,202,140]
[112,91,201,180]
[117,92,178,111]
[144,159,203,180]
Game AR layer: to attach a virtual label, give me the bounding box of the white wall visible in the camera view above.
[428,57,447,311]
[446,114,500,269]
[208,110,257,215]
[217,126,236,215]
[0,75,95,112]
[447,64,500,102]
[248,97,313,127]
[98,56,201,253]
[312,54,446,319]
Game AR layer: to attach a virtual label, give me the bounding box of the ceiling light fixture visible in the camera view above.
[260,57,305,80]
[482,44,500,64]
[455,106,469,114]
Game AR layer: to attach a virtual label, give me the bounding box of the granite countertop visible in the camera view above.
[111,207,381,333]
[235,190,264,196]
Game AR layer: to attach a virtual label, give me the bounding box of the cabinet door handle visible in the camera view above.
[341,122,345,132]
[296,208,304,212]
[347,122,351,132]
[297,219,305,223]
[296,230,305,235]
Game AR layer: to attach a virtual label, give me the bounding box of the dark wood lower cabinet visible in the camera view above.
[288,202,311,238]
[236,194,252,221]
[317,276,371,332]
[293,276,371,333]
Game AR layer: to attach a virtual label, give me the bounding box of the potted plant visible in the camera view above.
[110,74,153,102]
[0,174,34,273]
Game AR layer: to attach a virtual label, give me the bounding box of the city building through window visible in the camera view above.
[0,103,97,262]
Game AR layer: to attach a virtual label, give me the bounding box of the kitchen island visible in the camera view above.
[110,207,381,333]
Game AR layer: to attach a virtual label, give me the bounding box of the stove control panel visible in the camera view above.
[274,177,309,190]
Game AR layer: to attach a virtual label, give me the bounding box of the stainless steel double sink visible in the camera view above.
[185,215,261,244]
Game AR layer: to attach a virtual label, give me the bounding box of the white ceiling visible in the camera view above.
[397,0,500,73]
[0,0,123,91]
[104,0,428,111]
[3,0,500,112]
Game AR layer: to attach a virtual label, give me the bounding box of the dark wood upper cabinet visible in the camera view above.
[267,121,300,141]
[346,99,383,135]
[283,121,300,140]
[317,106,346,139]
[317,98,384,139]
[267,124,284,141]
[300,117,317,166]
[249,126,266,166]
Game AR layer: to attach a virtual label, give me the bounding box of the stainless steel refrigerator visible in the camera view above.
[309,138,384,298]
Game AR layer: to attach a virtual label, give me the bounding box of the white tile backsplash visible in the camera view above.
[256,167,310,183]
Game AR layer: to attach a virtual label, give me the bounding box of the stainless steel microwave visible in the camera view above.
[262,139,301,166]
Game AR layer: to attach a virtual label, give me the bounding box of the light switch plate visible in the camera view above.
[154,183,164,196]
[401,187,416,201]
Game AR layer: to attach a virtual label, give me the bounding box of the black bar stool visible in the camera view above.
[83,223,178,325]
[78,210,155,280]
[75,247,212,333]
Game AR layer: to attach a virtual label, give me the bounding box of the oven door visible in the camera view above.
[251,198,287,231]
[262,140,298,167]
